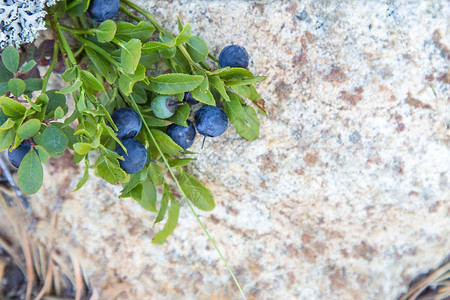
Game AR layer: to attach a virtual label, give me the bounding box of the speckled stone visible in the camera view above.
[8,0,450,299]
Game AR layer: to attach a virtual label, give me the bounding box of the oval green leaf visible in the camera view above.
[17,119,41,139]
[17,150,43,194]
[96,20,117,43]
[149,74,203,95]
[186,36,208,63]
[2,46,19,73]
[0,96,26,117]
[179,171,215,211]
[40,124,68,156]
[8,78,26,97]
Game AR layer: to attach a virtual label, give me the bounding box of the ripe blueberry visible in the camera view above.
[115,139,147,174]
[151,96,180,119]
[194,106,228,138]
[218,45,249,69]
[110,108,142,140]
[166,120,196,150]
[183,92,199,105]
[87,0,120,22]
[8,140,31,168]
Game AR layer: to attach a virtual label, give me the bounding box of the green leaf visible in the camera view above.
[8,79,26,97]
[46,90,68,119]
[34,145,50,163]
[94,154,127,184]
[85,48,117,84]
[175,23,191,46]
[115,21,155,41]
[131,83,148,104]
[179,171,215,211]
[40,124,68,156]
[223,94,260,141]
[61,66,77,82]
[120,39,142,74]
[17,150,43,194]
[73,157,90,192]
[0,118,14,131]
[118,64,146,96]
[24,78,43,92]
[2,46,19,73]
[0,82,8,96]
[209,76,230,101]
[191,77,215,105]
[57,79,83,94]
[20,60,37,74]
[81,70,104,91]
[0,60,14,81]
[142,41,173,54]
[139,52,159,69]
[143,114,172,127]
[168,103,190,126]
[25,96,41,112]
[54,107,65,119]
[212,67,254,79]
[186,36,208,63]
[140,180,157,212]
[54,0,66,17]
[147,162,163,186]
[225,76,267,86]
[168,158,196,168]
[152,198,180,244]
[17,119,40,139]
[150,129,183,156]
[149,74,203,95]
[0,128,15,151]
[0,96,26,117]
[231,85,251,98]
[96,20,117,43]
[73,142,94,155]
[154,183,171,224]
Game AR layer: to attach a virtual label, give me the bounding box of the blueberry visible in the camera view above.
[151,96,179,119]
[194,106,228,138]
[218,45,249,69]
[115,139,147,174]
[87,0,120,23]
[166,120,196,150]
[183,92,199,105]
[110,108,142,140]
[8,140,32,168]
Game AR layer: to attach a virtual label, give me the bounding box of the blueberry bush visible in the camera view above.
[0,0,267,296]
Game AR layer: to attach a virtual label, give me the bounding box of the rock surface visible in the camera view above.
[8,0,450,299]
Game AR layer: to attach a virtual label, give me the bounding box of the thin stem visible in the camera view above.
[74,36,122,70]
[125,94,246,300]
[41,40,60,92]
[79,15,89,30]
[59,24,93,36]
[120,4,144,22]
[208,53,219,63]
[73,45,85,58]
[50,14,77,65]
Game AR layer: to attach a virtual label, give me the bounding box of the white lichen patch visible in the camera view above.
[0,0,56,49]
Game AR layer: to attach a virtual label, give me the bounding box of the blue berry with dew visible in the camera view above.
[8,140,32,168]
[166,120,196,150]
[218,45,250,69]
[110,108,142,140]
[151,95,182,119]
[194,106,228,147]
[115,139,147,174]
[87,0,120,23]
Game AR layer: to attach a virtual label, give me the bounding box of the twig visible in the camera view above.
[35,251,55,300]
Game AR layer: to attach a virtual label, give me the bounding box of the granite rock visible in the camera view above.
[7,0,450,299]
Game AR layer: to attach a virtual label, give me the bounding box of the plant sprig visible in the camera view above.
[0,0,268,297]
